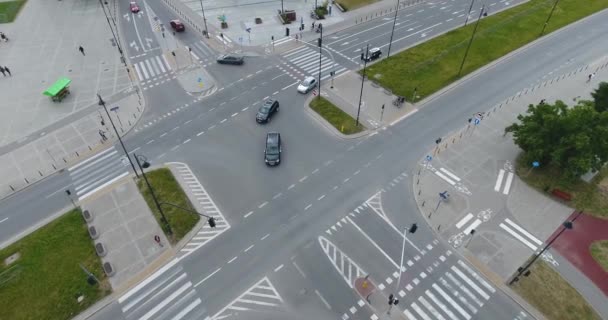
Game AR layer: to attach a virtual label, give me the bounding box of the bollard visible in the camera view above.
[75,151,79,157]
[10,185,14,191]
[452,138,455,144]
[25,178,29,184]
[438,225,441,231]
[88,146,92,150]
[129,120,132,126]
[38,170,43,177]
[417,179,419,185]
[52,164,56,170]
[459,132,463,138]
[421,200,425,207]
[63,157,67,163]
[133,113,137,119]
[418,169,421,175]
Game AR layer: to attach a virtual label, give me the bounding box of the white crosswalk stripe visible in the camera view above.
[406,261,496,320]
[282,46,348,79]
[133,55,173,81]
[499,218,543,251]
[118,261,206,320]
[68,146,130,200]
[212,277,283,319]
[318,235,366,288]
[170,162,231,258]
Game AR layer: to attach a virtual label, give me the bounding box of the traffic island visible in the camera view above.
[136,167,200,244]
[510,261,601,320]
[0,209,110,320]
[309,96,365,135]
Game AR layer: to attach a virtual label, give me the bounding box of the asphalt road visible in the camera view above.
[2,0,608,319]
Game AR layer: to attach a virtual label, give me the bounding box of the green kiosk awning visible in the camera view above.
[43,77,71,97]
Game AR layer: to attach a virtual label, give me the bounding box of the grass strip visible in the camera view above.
[366,0,608,101]
[0,0,26,23]
[515,153,608,219]
[511,260,600,320]
[309,96,365,134]
[335,0,380,11]
[590,240,608,273]
[137,167,200,244]
[0,209,110,320]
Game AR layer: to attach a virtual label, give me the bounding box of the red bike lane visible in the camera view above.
[551,211,608,296]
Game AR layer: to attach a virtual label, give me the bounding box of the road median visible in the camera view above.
[309,96,366,135]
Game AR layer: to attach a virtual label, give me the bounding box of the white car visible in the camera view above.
[297,76,317,94]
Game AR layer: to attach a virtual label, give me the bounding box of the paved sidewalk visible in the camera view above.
[411,55,608,318]
[0,0,132,147]
[355,276,407,320]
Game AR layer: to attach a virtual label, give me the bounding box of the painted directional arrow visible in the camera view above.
[123,13,130,22]
[145,38,153,49]
[129,41,140,52]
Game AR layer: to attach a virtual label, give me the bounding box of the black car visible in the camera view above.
[217,54,244,65]
[256,99,279,123]
[264,132,281,166]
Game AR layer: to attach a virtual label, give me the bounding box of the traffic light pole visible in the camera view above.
[135,155,172,235]
[395,228,407,290]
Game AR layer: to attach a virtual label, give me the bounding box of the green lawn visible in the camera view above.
[590,240,608,273]
[309,96,365,134]
[0,209,110,320]
[511,260,600,320]
[365,0,608,102]
[515,153,608,219]
[0,0,26,23]
[335,0,380,11]
[137,168,200,244]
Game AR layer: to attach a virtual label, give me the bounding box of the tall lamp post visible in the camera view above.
[457,4,484,77]
[464,0,475,26]
[386,0,400,58]
[356,44,370,127]
[134,154,172,235]
[199,0,210,38]
[317,23,323,101]
[539,0,559,37]
[389,223,417,314]
[97,94,139,178]
[509,211,582,285]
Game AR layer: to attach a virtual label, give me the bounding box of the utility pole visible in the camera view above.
[457,4,484,77]
[317,24,323,100]
[134,155,173,235]
[464,0,475,26]
[97,94,139,178]
[356,44,370,127]
[199,0,209,38]
[387,0,400,58]
[540,0,559,37]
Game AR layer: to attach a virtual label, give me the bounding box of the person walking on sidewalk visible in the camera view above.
[3,66,11,77]
[0,66,5,77]
[0,32,8,42]
[78,46,85,56]
[98,129,107,141]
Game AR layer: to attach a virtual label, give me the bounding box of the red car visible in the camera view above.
[129,1,140,13]
[170,20,185,32]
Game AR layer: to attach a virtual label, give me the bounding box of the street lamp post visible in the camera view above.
[317,24,323,100]
[386,0,400,58]
[134,154,173,235]
[539,0,560,37]
[457,4,485,77]
[97,94,139,178]
[199,0,209,38]
[356,44,370,127]
[389,223,417,315]
[464,0,475,26]
[430,190,449,218]
[509,212,582,285]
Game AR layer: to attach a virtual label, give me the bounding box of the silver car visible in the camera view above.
[297,76,317,94]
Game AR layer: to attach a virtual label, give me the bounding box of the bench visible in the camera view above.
[551,189,572,201]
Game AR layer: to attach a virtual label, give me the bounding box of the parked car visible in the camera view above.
[256,99,279,123]
[170,19,185,32]
[217,54,244,65]
[129,1,140,13]
[297,76,317,94]
[264,132,282,166]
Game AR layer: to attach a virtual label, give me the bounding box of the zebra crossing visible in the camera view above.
[133,54,173,83]
[211,276,283,319]
[402,260,497,320]
[169,162,231,258]
[68,146,130,201]
[282,45,347,81]
[118,258,206,320]
[187,40,217,63]
[318,235,366,288]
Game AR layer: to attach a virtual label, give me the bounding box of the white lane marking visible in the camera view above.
[434,171,455,185]
[503,172,514,194]
[242,107,249,111]
[505,218,542,245]
[231,113,238,117]
[172,298,201,320]
[293,261,306,278]
[451,266,489,300]
[439,276,477,313]
[426,289,458,320]
[499,223,537,250]
[273,193,282,199]
[197,131,205,136]
[228,256,238,264]
[315,290,332,309]
[418,296,446,320]
[261,233,270,240]
[494,169,505,191]
[288,184,296,190]
[458,260,495,293]
[411,302,432,320]
[146,140,155,144]
[194,267,221,287]
[139,282,192,320]
[455,213,474,229]
[347,216,399,269]
[183,139,191,144]
[160,132,168,138]
[244,245,254,252]
[78,171,129,200]
[274,264,284,272]
[305,204,312,210]
[462,219,482,236]
[318,194,326,201]
[220,119,227,123]
[0,217,7,224]
[282,81,299,90]
[299,176,308,182]
[433,283,471,319]
[258,201,268,208]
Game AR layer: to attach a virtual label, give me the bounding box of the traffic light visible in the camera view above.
[285,27,290,36]
[409,223,418,234]
[271,35,274,41]
[208,217,216,228]
[388,294,394,305]
[317,38,322,47]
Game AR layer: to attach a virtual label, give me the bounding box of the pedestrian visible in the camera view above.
[0,66,5,77]
[78,46,85,56]
[539,99,546,105]
[0,32,7,42]
[3,66,11,76]
[587,73,593,83]
[312,21,315,29]
[98,129,107,141]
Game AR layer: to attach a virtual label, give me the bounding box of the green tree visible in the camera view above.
[591,82,608,113]
[506,101,608,180]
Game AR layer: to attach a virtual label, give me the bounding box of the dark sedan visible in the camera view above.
[217,54,244,65]
[256,99,279,123]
